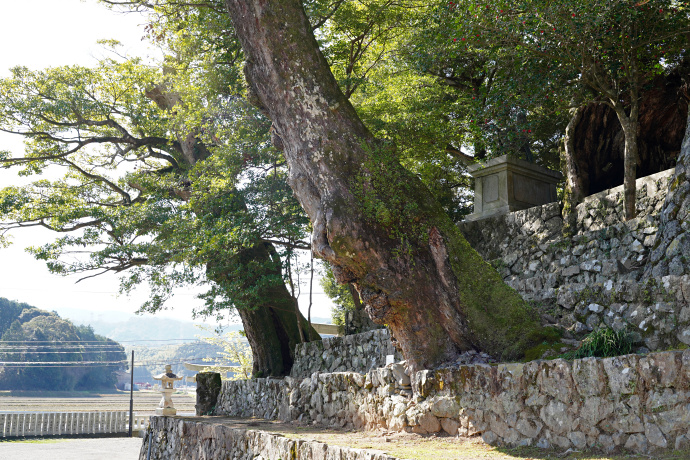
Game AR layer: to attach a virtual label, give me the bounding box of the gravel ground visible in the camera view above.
[0,390,196,415]
[0,437,143,460]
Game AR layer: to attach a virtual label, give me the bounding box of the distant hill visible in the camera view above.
[55,307,333,343]
[88,316,240,343]
[126,341,227,385]
[52,307,241,342]
[0,297,126,391]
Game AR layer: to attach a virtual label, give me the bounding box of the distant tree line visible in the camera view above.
[0,298,126,391]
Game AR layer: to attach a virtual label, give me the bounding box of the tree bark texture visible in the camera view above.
[614,104,639,220]
[561,107,585,236]
[206,242,320,378]
[224,0,548,371]
[568,68,688,200]
[148,87,320,378]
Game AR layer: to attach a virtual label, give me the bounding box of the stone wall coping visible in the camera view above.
[142,415,400,460]
[467,154,563,183]
[579,167,675,207]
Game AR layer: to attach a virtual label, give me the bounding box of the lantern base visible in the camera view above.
[156,407,177,416]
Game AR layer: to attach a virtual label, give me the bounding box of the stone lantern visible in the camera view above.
[153,364,183,416]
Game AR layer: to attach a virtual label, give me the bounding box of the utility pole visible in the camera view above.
[129,350,134,437]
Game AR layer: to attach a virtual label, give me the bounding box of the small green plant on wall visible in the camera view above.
[561,326,634,360]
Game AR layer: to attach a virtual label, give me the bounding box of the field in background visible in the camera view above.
[0,390,196,415]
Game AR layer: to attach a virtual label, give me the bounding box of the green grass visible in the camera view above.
[561,327,635,360]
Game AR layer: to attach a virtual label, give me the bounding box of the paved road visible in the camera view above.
[0,437,143,460]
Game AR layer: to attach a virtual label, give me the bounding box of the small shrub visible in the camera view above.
[561,326,634,360]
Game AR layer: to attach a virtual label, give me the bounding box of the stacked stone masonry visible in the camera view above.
[291,329,403,379]
[214,350,690,454]
[648,115,690,279]
[458,168,690,352]
[140,416,398,460]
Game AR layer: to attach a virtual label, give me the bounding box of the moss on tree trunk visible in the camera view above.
[207,242,320,378]
[224,0,555,371]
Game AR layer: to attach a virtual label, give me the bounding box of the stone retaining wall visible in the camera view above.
[215,350,690,454]
[647,116,690,279]
[291,329,402,379]
[289,169,689,376]
[459,168,690,352]
[140,416,398,460]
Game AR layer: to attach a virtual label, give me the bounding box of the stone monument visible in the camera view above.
[465,154,563,221]
[153,364,183,416]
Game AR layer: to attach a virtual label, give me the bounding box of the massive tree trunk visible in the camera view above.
[206,242,320,378]
[224,0,551,371]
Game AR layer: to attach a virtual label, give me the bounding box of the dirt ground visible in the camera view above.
[0,390,196,415]
[0,437,142,460]
[181,416,690,460]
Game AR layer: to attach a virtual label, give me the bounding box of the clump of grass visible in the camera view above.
[561,326,634,360]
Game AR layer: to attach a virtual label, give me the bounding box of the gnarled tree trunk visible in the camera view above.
[207,242,320,378]
[224,0,550,371]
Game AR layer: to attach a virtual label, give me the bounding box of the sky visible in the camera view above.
[0,0,336,328]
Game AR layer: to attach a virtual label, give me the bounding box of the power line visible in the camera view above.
[0,345,125,349]
[0,286,200,296]
[0,351,125,354]
[1,357,234,366]
[0,338,210,343]
[0,360,128,366]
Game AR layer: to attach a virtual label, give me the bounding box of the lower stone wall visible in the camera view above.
[140,416,398,460]
[216,350,690,454]
[291,328,403,379]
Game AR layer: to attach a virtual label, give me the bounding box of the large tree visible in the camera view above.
[453,0,690,218]
[0,61,319,377]
[223,0,554,371]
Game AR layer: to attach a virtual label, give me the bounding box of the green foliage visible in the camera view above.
[320,264,355,327]
[402,2,569,167]
[127,340,225,382]
[309,1,477,221]
[452,0,689,99]
[0,298,30,335]
[446,0,689,217]
[561,326,635,360]
[0,56,310,322]
[196,326,252,380]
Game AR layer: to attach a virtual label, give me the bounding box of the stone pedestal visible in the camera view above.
[465,155,562,221]
[156,388,177,416]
